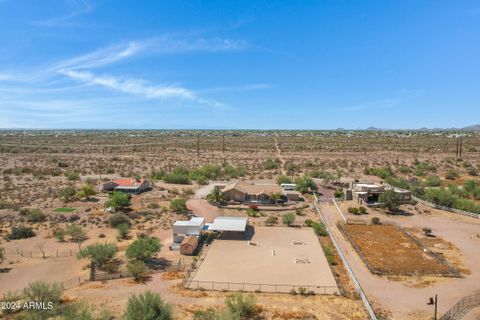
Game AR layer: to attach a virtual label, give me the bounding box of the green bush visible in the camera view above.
[334,188,344,199]
[126,236,161,262]
[123,291,173,320]
[8,226,35,239]
[117,223,130,239]
[445,169,459,180]
[263,158,279,170]
[312,222,328,236]
[77,243,117,270]
[170,198,188,213]
[127,260,149,282]
[225,293,257,319]
[265,216,278,226]
[425,175,442,187]
[304,218,314,227]
[109,213,131,228]
[371,217,381,225]
[26,208,46,222]
[23,281,63,307]
[358,206,367,214]
[282,212,296,226]
[105,191,131,211]
[347,207,359,215]
[163,173,191,184]
[276,175,292,185]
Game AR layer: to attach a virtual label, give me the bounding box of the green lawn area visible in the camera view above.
[54,207,77,213]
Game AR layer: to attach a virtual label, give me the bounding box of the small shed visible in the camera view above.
[173,217,205,243]
[282,190,301,201]
[180,235,198,255]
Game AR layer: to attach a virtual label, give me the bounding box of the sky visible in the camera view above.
[0,0,480,130]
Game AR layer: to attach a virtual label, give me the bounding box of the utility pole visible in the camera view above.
[459,137,463,159]
[222,134,226,165]
[427,294,438,320]
[197,134,200,158]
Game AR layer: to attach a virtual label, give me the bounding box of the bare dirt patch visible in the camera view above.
[340,223,459,277]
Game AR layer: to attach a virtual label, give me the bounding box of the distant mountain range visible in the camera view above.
[345,124,480,132]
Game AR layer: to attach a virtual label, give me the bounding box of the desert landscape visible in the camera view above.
[0,129,479,319]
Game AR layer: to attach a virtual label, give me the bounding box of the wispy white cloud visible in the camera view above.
[33,0,93,27]
[198,83,272,94]
[59,69,196,100]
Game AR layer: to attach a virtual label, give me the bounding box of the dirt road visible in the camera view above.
[186,199,221,223]
[318,201,480,320]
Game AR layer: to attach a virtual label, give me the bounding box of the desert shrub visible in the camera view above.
[77,183,96,200]
[65,171,80,181]
[193,308,223,320]
[123,291,172,320]
[467,166,478,176]
[109,213,131,228]
[347,207,359,215]
[312,222,328,236]
[53,227,66,242]
[358,206,367,214]
[170,198,188,213]
[225,293,257,319]
[322,246,335,265]
[263,158,279,170]
[58,186,76,201]
[246,208,259,217]
[425,175,442,187]
[364,166,393,179]
[265,216,278,226]
[77,243,117,270]
[304,218,314,227]
[378,190,401,212]
[334,188,344,198]
[23,281,63,307]
[66,224,87,244]
[276,175,292,185]
[117,223,130,239]
[371,217,381,225]
[24,208,46,222]
[282,212,296,226]
[127,260,149,282]
[445,169,459,180]
[105,191,131,211]
[163,173,191,184]
[8,226,35,239]
[126,236,161,261]
[0,246,5,263]
[150,170,165,181]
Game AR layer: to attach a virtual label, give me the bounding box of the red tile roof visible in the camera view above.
[113,178,145,187]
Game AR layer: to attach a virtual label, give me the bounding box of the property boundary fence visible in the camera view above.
[186,280,338,295]
[439,293,480,320]
[1,273,89,301]
[412,196,479,219]
[313,193,378,320]
[331,198,348,223]
[91,258,184,281]
[3,247,79,259]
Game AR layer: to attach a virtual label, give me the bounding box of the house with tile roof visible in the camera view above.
[102,177,150,194]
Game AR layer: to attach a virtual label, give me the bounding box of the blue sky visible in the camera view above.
[1,1,480,129]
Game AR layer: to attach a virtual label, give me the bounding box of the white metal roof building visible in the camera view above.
[173,217,205,236]
[209,216,248,232]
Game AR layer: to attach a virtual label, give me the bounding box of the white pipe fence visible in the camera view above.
[313,193,378,320]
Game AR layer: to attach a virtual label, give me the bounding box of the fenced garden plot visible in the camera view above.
[338,223,461,277]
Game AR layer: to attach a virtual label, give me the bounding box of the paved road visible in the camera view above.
[319,201,480,320]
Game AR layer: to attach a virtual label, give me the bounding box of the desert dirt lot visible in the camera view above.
[339,224,458,276]
[190,227,339,294]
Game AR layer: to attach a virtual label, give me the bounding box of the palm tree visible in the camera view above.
[206,187,226,206]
